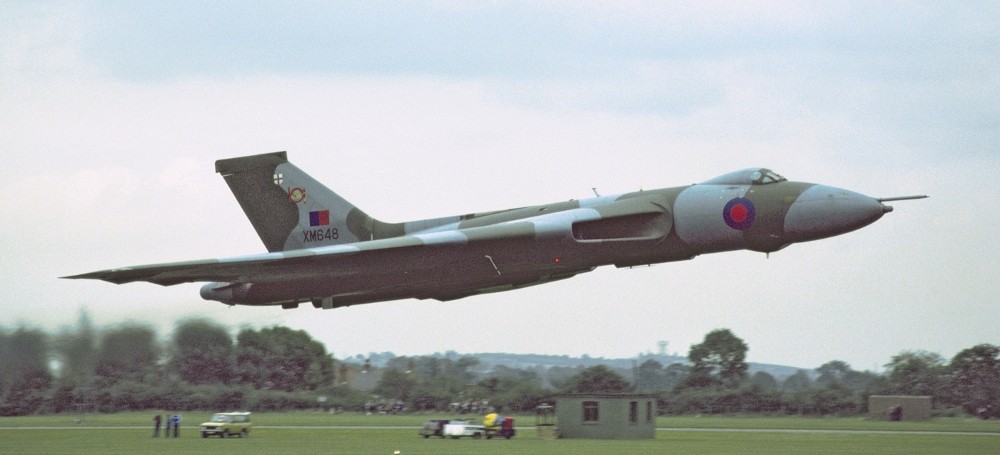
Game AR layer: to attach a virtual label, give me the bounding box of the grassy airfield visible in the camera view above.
[2,413,997,455]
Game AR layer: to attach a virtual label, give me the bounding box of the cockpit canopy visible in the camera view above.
[701,168,787,186]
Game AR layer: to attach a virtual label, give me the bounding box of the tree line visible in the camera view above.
[0,313,357,416]
[369,329,998,417]
[633,329,999,417]
[1,315,997,417]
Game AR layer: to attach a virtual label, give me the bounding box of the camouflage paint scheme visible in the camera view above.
[65,152,925,310]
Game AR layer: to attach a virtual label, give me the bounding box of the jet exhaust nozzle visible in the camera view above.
[200,282,251,305]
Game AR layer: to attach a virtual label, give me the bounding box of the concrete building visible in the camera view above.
[554,393,657,439]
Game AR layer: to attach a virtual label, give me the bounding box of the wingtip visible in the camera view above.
[61,272,93,280]
[60,269,128,284]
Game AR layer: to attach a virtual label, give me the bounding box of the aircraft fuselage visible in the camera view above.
[66,153,923,310]
[200,168,898,308]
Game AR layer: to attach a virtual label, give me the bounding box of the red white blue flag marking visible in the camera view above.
[309,210,330,226]
[723,197,755,230]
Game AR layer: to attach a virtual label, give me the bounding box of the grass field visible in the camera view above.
[2,413,998,455]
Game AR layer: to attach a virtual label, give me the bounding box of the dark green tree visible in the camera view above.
[663,363,690,391]
[373,367,417,401]
[781,369,812,391]
[635,359,668,392]
[475,365,547,412]
[815,361,864,389]
[452,356,481,384]
[170,319,234,385]
[94,324,160,383]
[557,365,631,394]
[885,350,947,397]
[411,356,440,379]
[688,329,748,388]
[0,328,53,415]
[54,311,97,385]
[948,344,1000,416]
[749,371,779,390]
[387,355,484,411]
[547,365,585,388]
[234,326,335,391]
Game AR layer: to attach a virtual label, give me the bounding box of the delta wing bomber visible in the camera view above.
[65,152,926,309]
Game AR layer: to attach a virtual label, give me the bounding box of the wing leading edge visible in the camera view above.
[63,222,530,286]
[62,208,613,305]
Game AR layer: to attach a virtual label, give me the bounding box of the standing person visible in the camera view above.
[889,405,903,422]
[164,413,172,437]
[171,414,181,437]
[152,414,162,437]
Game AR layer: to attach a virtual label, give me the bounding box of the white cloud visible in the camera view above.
[0,2,101,79]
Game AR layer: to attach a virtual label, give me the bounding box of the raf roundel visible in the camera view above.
[723,197,756,230]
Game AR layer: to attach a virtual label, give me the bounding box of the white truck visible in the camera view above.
[442,420,486,439]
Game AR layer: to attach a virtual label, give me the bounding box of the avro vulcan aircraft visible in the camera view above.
[66,152,925,310]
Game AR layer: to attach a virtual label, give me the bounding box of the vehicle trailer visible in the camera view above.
[442,421,485,439]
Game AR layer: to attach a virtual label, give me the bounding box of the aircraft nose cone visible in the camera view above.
[784,185,886,242]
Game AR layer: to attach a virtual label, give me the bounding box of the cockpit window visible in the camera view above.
[757,170,786,184]
[702,168,786,185]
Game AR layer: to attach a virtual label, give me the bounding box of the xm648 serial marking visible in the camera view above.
[303,228,339,242]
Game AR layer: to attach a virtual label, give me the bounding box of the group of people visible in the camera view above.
[152,414,181,437]
[364,399,406,415]
[448,399,491,415]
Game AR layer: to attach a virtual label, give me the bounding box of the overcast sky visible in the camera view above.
[2,1,997,372]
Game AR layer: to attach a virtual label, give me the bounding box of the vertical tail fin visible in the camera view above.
[215,152,399,252]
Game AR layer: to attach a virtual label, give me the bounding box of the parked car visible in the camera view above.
[418,419,450,438]
[200,412,252,438]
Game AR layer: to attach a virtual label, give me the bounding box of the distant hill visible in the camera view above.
[347,351,807,383]
[468,352,805,381]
